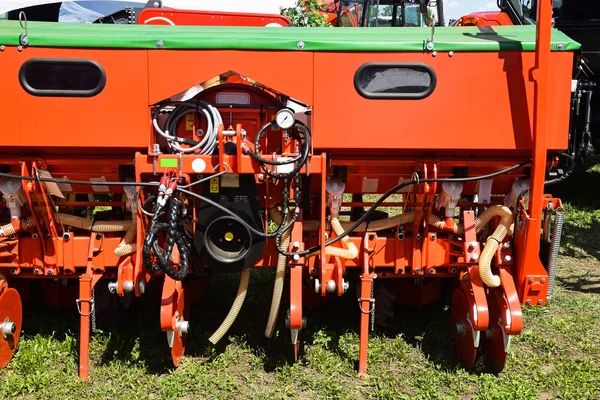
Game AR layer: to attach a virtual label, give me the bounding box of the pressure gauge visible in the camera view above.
[275,108,295,130]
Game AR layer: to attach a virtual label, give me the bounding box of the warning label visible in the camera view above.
[210,177,219,193]
[185,114,194,131]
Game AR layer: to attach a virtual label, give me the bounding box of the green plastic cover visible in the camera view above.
[0,21,580,52]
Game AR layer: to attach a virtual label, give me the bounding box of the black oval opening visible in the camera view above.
[19,58,106,97]
[354,62,436,99]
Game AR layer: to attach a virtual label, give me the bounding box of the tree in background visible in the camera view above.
[280,0,331,27]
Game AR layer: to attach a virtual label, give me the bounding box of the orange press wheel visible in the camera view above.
[0,288,22,369]
[451,287,478,367]
[170,285,189,367]
[483,293,508,374]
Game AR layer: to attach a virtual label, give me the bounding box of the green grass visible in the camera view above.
[2,161,600,399]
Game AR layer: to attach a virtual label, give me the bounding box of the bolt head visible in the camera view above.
[557,42,565,51]
[432,50,437,57]
[9,269,17,275]
[504,255,512,262]
[292,254,300,261]
[33,268,40,275]
[448,51,454,57]
[314,278,321,293]
[428,268,435,274]
[526,299,532,305]
[47,269,54,276]
[503,241,511,248]
[451,268,457,274]
[0,45,4,51]
[123,280,135,293]
[529,278,534,284]
[537,300,543,305]
[541,278,546,284]
[415,268,421,274]
[20,36,29,46]
[156,40,164,49]
[296,41,305,50]
[430,234,436,241]
[470,254,479,262]
[426,41,434,51]
[397,233,405,240]
[293,241,300,249]
[138,280,146,294]
[17,46,23,52]
[326,280,337,293]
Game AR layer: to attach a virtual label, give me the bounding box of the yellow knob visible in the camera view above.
[224,232,234,242]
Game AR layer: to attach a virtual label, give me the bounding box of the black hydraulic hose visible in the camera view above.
[143,197,191,280]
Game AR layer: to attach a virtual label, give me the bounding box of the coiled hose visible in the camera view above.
[209,268,251,345]
[142,198,192,280]
[1,214,131,235]
[265,208,291,338]
[153,101,222,155]
[478,205,514,288]
[115,208,137,257]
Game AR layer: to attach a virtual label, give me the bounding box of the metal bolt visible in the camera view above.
[432,51,437,57]
[63,232,71,241]
[547,202,554,210]
[177,319,189,335]
[2,319,16,340]
[9,269,17,275]
[504,255,512,262]
[451,267,457,274]
[342,279,350,293]
[293,241,300,249]
[503,241,511,249]
[257,174,265,182]
[557,42,565,51]
[296,41,305,50]
[324,233,329,239]
[108,282,118,294]
[17,46,23,52]
[537,300,543,305]
[454,320,465,336]
[471,254,479,262]
[397,232,405,240]
[156,40,164,49]
[33,268,40,275]
[153,1,159,6]
[20,36,29,46]
[9,234,15,240]
[124,280,135,293]
[138,280,146,294]
[0,45,4,51]
[415,268,421,274]
[430,234,436,241]
[529,278,534,284]
[416,234,422,241]
[32,233,38,239]
[314,278,321,293]
[526,299,532,305]
[293,254,300,262]
[448,51,454,57]
[47,269,54,276]
[425,41,434,51]
[326,280,337,293]
[428,268,435,274]
[541,278,546,284]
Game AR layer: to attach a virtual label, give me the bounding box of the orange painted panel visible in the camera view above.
[2,47,149,149]
[147,50,313,105]
[313,51,572,152]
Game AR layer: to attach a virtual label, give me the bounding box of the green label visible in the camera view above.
[160,158,178,168]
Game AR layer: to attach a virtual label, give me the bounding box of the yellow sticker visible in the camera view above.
[185,114,194,131]
[221,174,240,188]
[210,177,219,193]
[271,115,280,131]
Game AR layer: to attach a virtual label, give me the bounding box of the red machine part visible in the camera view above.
[138,9,291,27]
[453,12,514,26]
[0,279,22,369]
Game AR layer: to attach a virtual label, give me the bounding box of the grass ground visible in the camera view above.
[1,161,599,399]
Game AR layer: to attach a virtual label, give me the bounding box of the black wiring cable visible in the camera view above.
[515,152,575,207]
[1,157,532,257]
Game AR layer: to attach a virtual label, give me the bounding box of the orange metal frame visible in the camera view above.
[0,0,567,379]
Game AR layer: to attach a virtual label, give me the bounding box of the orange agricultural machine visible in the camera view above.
[0,0,577,378]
